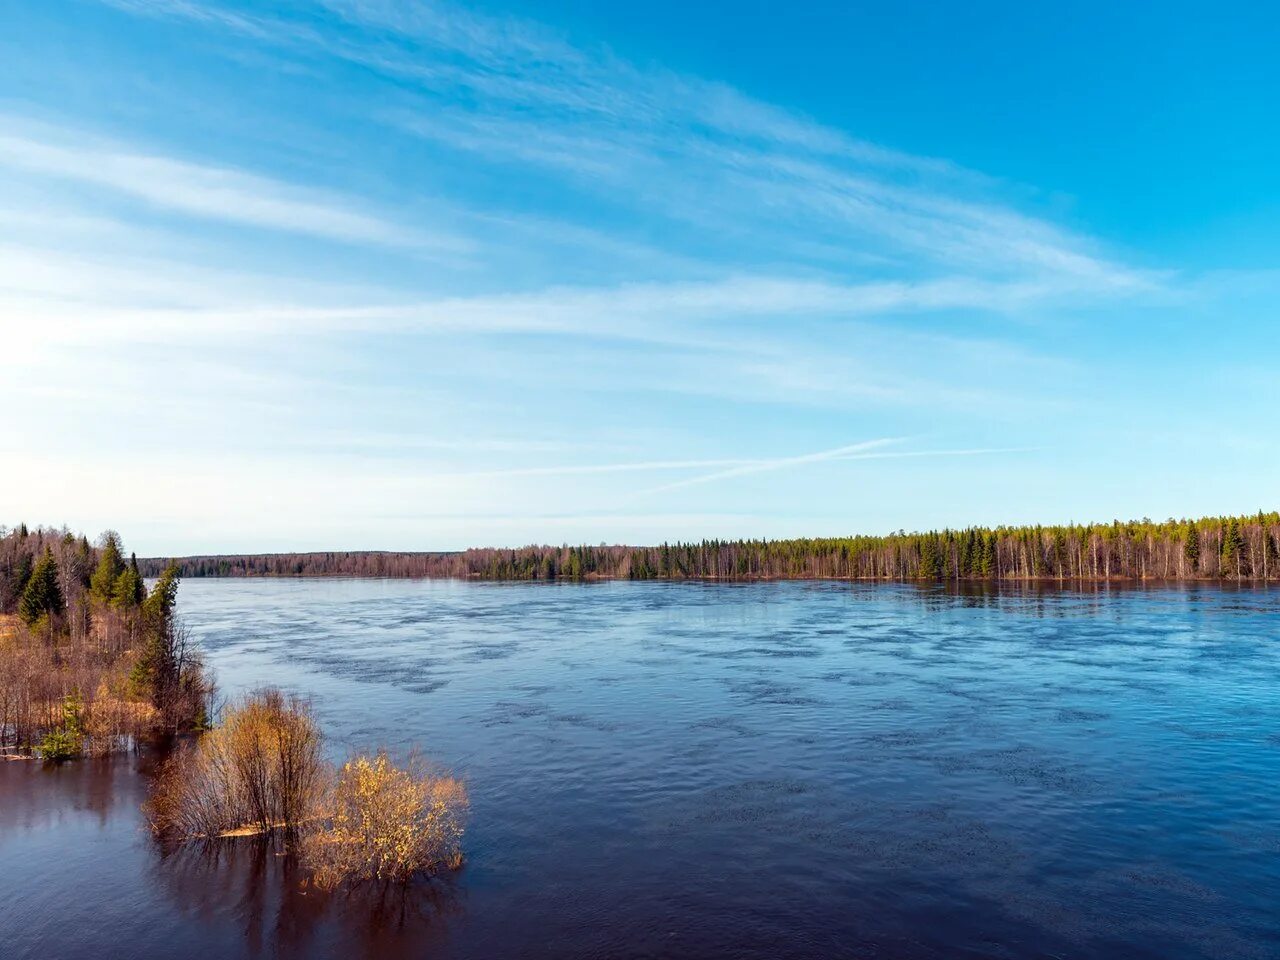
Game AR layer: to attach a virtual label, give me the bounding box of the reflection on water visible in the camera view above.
[3,579,1280,959]
[154,836,463,959]
[0,755,461,960]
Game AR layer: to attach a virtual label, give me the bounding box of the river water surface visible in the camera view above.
[2,579,1278,959]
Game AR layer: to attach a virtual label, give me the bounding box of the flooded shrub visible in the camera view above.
[147,688,325,839]
[145,689,468,889]
[302,751,468,890]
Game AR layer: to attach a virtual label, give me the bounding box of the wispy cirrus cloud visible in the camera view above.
[0,122,466,255]
[2,0,1209,550]
[95,0,1153,294]
[0,240,1138,353]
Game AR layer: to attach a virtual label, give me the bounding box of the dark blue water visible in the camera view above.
[3,580,1278,959]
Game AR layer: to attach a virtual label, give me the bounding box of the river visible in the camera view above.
[2,579,1278,958]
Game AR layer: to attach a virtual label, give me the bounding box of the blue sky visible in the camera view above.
[2,1,1277,554]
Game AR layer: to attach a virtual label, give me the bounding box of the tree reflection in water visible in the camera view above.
[152,834,464,959]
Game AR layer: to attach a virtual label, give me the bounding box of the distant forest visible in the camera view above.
[134,512,1280,583]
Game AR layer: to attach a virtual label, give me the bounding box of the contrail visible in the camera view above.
[635,442,1036,497]
[638,438,903,496]
[828,446,1035,463]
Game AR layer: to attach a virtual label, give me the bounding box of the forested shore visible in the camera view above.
[1,525,211,758]
[136,512,1280,583]
[1,524,468,888]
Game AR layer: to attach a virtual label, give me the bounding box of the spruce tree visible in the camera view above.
[89,532,125,603]
[918,536,943,579]
[111,553,146,607]
[142,563,181,626]
[75,536,93,588]
[1183,524,1200,572]
[980,533,997,577]
[19,548,64,625]
[132,565,183,708]
[11,551,33,603]
[1221,519,1246,577]
[111,566,144,608]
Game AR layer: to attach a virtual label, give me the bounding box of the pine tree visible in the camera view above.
[90,532,126,603]
[19,548,65,625]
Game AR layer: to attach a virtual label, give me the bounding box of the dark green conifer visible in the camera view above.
[19,548,64,625]
[1183,524,1200,571]
[980,533,997,577]
[111,565,144,608]
[1221,519,1246,577]
[142,563,181,626]
[11,551,33,601]
[918,536,943,579]
[89,532,126,603]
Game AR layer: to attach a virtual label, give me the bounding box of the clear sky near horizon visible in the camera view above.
[2,1,1278,555]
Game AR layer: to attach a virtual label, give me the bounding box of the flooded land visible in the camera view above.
[3,579,1279,959]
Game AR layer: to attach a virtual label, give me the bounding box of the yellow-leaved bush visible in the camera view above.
[303,751,468,890]
[146,689,468,890]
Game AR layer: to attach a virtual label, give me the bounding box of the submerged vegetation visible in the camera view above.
[149,689,469,890]
[140,511,1280,583]
[303,751,468,890]
[5,523,468,888]
[1,525,212,759]
[146,688,325,838]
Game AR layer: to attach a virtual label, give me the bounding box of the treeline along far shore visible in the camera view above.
[134,512,1280,583]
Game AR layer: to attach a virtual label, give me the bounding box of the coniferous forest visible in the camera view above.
[131,512,1280,583]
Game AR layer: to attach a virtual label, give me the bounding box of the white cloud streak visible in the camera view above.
[639,439,901,495]
[0,124,464,254]
[0,0,1194,549]
[93,0,1156,293]
[638,443,1036,496]
[0,241,1138,354]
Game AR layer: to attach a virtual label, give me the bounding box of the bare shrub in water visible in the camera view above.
[147,688,325,838]
[302,750,468,890]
